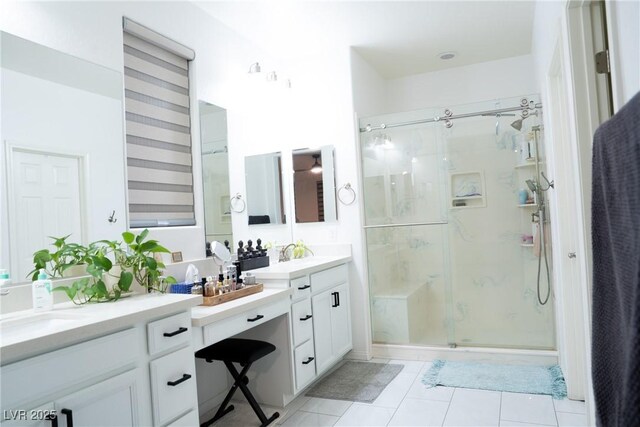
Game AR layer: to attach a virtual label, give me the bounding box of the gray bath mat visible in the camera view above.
[305,361,404,403]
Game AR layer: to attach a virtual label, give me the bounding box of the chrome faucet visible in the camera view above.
[279,244,296,263]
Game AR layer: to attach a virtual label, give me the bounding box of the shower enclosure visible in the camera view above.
[361,95,555,351]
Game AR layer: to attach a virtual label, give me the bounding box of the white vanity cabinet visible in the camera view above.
[310,266,351,375]
[254,259,352,396]
[0,328,149,427]
[0,307,198,427]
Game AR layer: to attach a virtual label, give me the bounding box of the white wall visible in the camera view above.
[350,49,388,118]
[607,0,640,109]
[386,55,537,113]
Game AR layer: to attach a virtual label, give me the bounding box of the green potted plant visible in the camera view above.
[51,244,134,304]
[28,235,89,281]
[117,229,176,293]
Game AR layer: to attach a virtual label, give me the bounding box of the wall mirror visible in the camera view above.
[199,100,233,250]
[244,152,286,225]
[1,31,125,283]
[292,146,337,223]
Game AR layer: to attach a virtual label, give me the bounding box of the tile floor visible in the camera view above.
[213,359,589,427]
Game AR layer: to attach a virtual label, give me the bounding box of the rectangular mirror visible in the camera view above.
[245,152,286,225]
[199,101,233,250]
[1,31,125,282]
[292,146,337,223]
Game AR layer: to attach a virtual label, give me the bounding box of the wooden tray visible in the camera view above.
[200,283,263,306]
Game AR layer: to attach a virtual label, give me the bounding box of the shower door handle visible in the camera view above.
[568,252,576,259]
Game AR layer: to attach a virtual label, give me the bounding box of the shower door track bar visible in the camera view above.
[363,221,448,229]
[359,103,543,133]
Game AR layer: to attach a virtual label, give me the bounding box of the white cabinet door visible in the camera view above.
[312,289,334,374]
[330,283,351,358]
[54,370,142,427]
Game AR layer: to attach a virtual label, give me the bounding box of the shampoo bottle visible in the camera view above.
[33,269,53,311]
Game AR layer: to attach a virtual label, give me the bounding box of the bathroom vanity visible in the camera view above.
[0,294,202,427]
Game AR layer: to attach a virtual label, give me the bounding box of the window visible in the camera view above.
[122,18,196,227]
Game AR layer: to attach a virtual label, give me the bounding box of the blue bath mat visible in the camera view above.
[421,360,567,399]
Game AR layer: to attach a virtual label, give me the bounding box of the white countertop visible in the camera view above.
[0,293,202,365]
[249,255,352,280]
[190,287,292,327]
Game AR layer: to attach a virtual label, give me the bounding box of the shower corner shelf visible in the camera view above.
[518,203,537,208]
[521,243,534,248]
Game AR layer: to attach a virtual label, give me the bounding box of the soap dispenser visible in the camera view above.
[33,269,53,311]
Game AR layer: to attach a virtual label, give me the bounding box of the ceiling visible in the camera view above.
[195,1,536,79]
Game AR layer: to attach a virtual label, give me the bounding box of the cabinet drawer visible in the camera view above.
[310,264,347,294]
[291,276,311,301]
[291,299,313,347]
[166,409,199,426]
[147,311,192,357]
[149,347,197,426]
[294,340,316,391]
[203,298,289,346]
[1,328,139,411]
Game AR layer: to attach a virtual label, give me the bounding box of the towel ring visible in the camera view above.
[337,183,356,205]
[230,193,246,213]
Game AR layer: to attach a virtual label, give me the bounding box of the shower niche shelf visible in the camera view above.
[449,171,485,209]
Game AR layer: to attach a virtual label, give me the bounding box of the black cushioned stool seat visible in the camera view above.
[195,338,279,427]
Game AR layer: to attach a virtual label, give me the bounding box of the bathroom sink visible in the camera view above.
[0,311,88,339]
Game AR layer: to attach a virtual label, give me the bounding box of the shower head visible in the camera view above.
[525,179,537,193]
[510,119,523,131]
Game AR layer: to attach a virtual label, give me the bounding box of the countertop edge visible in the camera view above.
[0,294,202,365]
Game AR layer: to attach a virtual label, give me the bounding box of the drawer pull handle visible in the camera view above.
[297,284,311,290]
[302,357,315,365]
[163,327,188,337]
[331,292,339,308]
[61,409,73,427]
[247,315,264,322]
[300,314,313,321]
[167,373,192,386]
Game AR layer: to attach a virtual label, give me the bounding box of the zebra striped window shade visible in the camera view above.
[123,18,196,228]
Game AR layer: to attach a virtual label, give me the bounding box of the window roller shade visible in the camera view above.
[123,19,195,228]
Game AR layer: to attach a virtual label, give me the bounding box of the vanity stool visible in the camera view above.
[195,338,280,427]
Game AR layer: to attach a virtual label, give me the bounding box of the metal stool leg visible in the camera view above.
[226,362,280,427]
[200,362,252,427]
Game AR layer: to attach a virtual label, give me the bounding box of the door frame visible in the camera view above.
[4,142,89,280]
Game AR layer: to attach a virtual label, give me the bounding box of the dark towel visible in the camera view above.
[591,91,640,426]
[248,215,271,225]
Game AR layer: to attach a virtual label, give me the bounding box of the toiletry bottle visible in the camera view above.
[0,269,11,287]
[217,273,225,293]
[191,279,203,295]
[33,269,53,311]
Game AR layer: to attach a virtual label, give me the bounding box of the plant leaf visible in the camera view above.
[95,280,108,298]
[145,257,157,270]
[136,229,149,244]
[92,255,112,271]
[86,263,102,279]
[118,271,133,292]
[122,231,135,244]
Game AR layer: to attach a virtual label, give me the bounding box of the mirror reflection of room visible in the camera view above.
[244,152,286,225]
[199,101,233,247]
[292,146,337,223]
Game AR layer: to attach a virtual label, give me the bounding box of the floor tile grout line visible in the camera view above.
[499,391,503,427]
[552,397,560,426]
[440,386,457,426]
[384,361,425,426]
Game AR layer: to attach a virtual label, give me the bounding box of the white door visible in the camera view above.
[11,150,82,280]
[547,42,587,400]
[330,283,351,357]
[54,370,141,427]
[312,289,334,374]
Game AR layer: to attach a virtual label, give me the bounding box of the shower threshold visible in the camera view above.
[371,343,558,366]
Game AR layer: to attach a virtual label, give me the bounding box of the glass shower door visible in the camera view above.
[361,111,453,346]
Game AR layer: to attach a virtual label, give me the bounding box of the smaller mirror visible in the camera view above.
[292,146,337,223]
[200,101,233,250]
[245,152,286,225]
